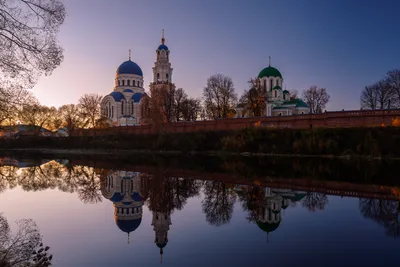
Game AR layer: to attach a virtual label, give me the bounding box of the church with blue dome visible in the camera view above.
[101,30,174,126]
[100,170,148,243]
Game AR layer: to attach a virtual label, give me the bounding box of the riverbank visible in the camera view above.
[2,126,400,158]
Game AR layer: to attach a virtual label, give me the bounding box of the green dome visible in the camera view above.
[258,66,282,79]
[256,221,281,233]
[273,85,282,90]
[283,90,289,94]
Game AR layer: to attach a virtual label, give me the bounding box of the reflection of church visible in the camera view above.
[100,170,173,262]
[101,170,147,243]
[237,185,306,239]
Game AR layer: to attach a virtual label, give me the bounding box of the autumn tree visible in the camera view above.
[203,74,237,119]
[58,104,84,133]
[19,104,55,134]
[302,86,330,113]
[239,77,266,116]
[78,93,102,128]
[0,88,36,125]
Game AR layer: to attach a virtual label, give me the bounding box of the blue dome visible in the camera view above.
[117,60,143,76]
[157,241,168,248]
[116,218,142,233]
[158,44,168,51]
[123,89,134,93]
[110,192,123,202]
[132,93,142,103]
[109,91,125,102]
[131,192,143,202]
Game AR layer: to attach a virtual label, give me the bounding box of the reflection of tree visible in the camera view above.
[237,185,265,222]
[0,213,52,266]
[202,181,236,226]
[146,172,201,213]
[359,198,400,237]
[301,192,328,212]
[0,161,102,204]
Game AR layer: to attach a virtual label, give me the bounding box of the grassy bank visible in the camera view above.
[2,126,400,157]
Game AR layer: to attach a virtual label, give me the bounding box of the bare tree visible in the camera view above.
[0,0,66,91]
[360,81,393,110]
[289,89,299,100]
[302,86,330,113]
[202,181,236,226]
[360,85,378,110]
[78,93,102,128]
[0,213,53,266]
[203,74,237,119]
[174,88,187,121]
[301,192,328,212]
[386,69,400,108]
[181,98,201,121]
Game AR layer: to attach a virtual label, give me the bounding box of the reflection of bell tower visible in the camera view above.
[101,170,147,243]
[151,211,172,263]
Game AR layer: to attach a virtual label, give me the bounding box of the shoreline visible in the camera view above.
[1,148,396,161]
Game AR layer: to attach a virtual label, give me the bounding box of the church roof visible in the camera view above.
[273,85,282,90]
[282,99,309,108]
[132,93,143,103]
[117,60,143,76]
[158,44,169,51]
[258,66,282,79]
[283,90,290,94]
[256,221,281,233]
[115,218,142,233]
[110,91,125,102]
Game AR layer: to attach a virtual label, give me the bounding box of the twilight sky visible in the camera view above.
[32,0,400,110]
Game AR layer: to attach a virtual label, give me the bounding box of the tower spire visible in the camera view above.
[127,232,130,244]
[161,29,165,45]
[269,56,271,67]
[129,49,131,61]
[160,248,163,264]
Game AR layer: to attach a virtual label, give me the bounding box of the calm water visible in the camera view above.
[0,156,399,267]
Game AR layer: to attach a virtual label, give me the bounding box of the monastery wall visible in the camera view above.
[71,109,400,137]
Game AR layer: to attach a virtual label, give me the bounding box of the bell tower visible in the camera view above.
[150,30,175,89]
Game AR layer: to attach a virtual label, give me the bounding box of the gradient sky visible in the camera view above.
[32,0,400,110]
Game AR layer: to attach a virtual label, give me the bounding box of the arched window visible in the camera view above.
[157,73,160,80]
[131,101,134,114]
[133,80,136,87]
[122,80,125,86]
[274,90,277,97]
[118,80,120,86]
[127,80,130,86]
[166,73,169,80]
[263,79,266,90]
[270,79,273,90]
[111,106,114,118]
[121,101,124,115]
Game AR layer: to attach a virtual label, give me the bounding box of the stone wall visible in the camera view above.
[72,109,400,137]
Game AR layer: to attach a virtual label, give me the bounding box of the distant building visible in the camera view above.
[0,125,53,138]
[236,59,309,117]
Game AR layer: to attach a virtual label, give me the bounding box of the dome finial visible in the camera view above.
[161,29,165,45]
[269,56,271,67]
[128,49,131,61]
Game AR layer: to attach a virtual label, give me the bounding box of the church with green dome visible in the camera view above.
[236,59,309,117]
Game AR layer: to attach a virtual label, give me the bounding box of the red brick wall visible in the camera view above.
[72,109,400,137]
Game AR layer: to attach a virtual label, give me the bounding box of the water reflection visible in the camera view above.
[0,157,400,265]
